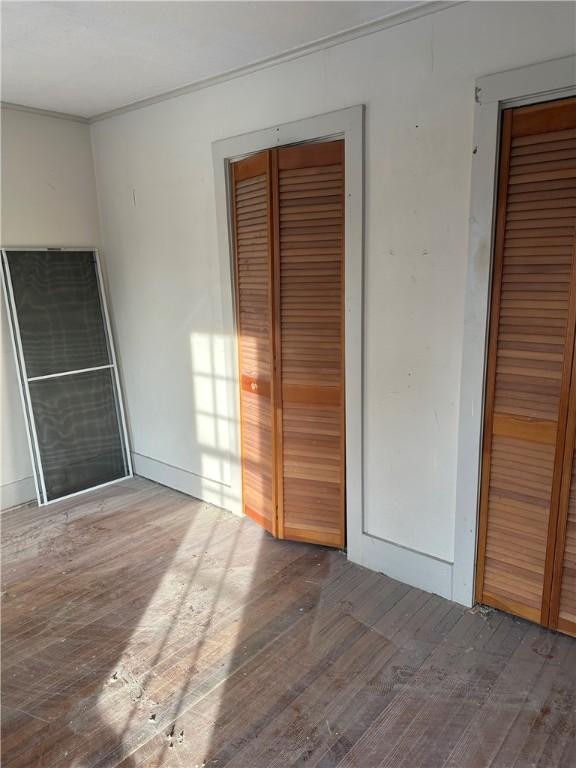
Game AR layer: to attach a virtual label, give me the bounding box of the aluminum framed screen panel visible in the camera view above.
[2,248,131,504]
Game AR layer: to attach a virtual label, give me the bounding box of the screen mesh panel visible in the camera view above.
[30,369,127,501]
[2,249,130,504]
[5,250,110,378]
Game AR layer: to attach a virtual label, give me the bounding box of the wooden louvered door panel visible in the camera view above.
[274,141,345,548]
[232,152,277,534]
[231,142,346,548]
[476,98,576,629]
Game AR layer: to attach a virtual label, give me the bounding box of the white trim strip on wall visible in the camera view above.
[0,476,36,512]
[132,453,234,512]
[0,101,90,124]
[359,534,453,600]
[0,1,461,125]
[90,1,460,123]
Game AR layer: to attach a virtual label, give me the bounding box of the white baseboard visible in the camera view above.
[131,452,240,514]
[0,476,36,511]
[0,462,456,605]
[132,452,456,602]
[348,532,454,602]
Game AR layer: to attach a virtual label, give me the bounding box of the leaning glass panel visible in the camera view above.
[29,368,127,501]
[5,250,110,378]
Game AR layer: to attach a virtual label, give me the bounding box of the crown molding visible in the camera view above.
[91,0,462,123]
[0,101,88,124]
[1,1,463,126]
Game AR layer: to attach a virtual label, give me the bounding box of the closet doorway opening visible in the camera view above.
[475,96,576,636]
[213,106,364,563]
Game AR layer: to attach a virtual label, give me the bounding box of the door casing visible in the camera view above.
[455,56,576,608]
[212,106,365,560]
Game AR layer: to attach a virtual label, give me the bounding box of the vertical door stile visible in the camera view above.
[270,148,285,540]
[475,110,514,606]
[266,149,279,539]
[232,151,277,536]
[339,146,347,546]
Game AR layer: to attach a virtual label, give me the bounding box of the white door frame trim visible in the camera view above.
[453,55,576,607]
[212,105,365,556]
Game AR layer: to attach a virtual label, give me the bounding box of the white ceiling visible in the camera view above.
[1,1,426,118]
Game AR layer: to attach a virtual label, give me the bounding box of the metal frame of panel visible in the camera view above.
[1,247,132,505]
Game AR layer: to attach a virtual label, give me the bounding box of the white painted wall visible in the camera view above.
[1,107,100,509]
[91,1,575,597]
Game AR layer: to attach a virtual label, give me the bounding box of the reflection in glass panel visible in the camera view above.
[29,369,127,501]
[6,250,110,378]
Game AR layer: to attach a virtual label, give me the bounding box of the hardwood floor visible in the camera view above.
[2,477,575,767]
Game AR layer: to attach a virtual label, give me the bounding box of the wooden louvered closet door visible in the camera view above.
[232,152,277,534]
[275,142,345,547]
[476,97,576,634]
[231,141,345,548]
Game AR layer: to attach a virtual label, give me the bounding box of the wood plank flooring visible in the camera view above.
[2,476,575,767]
